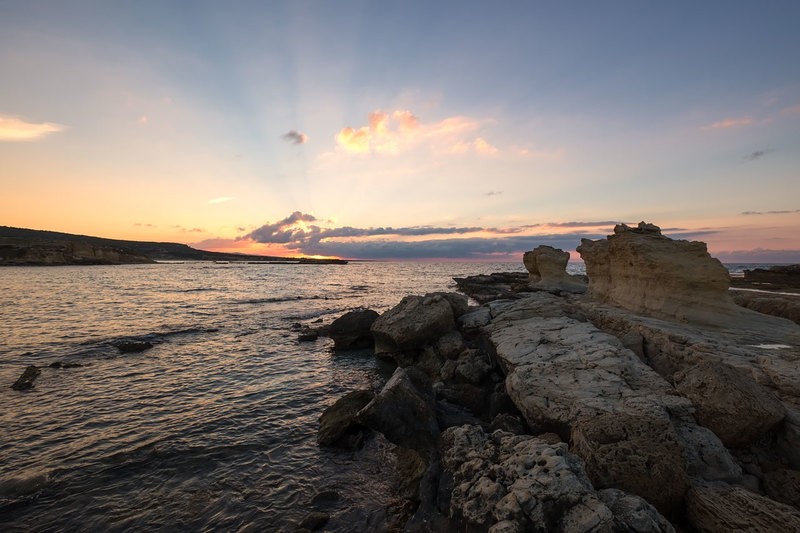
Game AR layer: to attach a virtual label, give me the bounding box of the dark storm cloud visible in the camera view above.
[287,233,607,260]
[282,130,308,144]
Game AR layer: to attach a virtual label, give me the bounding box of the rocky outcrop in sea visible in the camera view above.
[317,222,800,531]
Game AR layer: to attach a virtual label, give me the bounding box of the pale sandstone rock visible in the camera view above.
[523,245,586,294]
[674,360,786,448]
[687,484,800,532]
[577,222,738,326]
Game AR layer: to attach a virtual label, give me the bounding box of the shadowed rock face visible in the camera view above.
[577,222,736,325]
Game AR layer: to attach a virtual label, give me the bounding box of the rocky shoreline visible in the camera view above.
[310,223,800,532]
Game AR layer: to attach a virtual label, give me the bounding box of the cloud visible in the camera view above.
[485,191,503,197]
[782,104,800,115]
[208,196,236,204]
[172,225,206,233]
[702,117,753,130]
[240,212,638,259]
[740,209,800,216]
[335,109,499,156]
[744,149,770,161]
[0,114,66,141]
[134,222,157,228]
[282,130,308,144]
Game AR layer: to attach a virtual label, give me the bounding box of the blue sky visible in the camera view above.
[1,1,799,260]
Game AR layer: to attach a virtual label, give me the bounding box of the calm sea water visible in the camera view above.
[0,260,780,531]
[0,261,526,532]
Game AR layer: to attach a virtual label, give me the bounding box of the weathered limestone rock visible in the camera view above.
[371,293,456,356]
[356,367,440,454]
[571,412,690,516]
[523,245,586,293]
[732,290,800,325]
[328,309,379,349]
[672,421,742,483]
[441,425,674,532]
[318,389,374,448]
[577,222,739,325]
[674,361,786,448]
[686,484,800,531]
[11,365,41,391]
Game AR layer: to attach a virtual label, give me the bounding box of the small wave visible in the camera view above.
[0,470,50,510]
[237,295,339,305]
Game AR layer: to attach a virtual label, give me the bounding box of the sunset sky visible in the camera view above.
[2,1,799,261]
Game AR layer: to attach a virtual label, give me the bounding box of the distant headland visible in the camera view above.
[0,226,347,266]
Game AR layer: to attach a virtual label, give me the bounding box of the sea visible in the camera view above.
[0,260,779,531]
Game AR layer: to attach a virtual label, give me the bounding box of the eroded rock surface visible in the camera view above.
[371,293,457,356]
[442,425,674,532]
[687,484,800,532]
[523,245,586,294]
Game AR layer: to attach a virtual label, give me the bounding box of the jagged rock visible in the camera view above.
[686,484,800,531]
[318,389,374,448]
[12,365,41,391]
[762,469,800,509]
[394,447,427,501]
[453,273,529,304]
[453,348,491,385]
[441,425,674,532]
[356,367,440,454]
[571,412,690,517]
[598,489,676,532]
[673,421,742,483]
[457,307,491,330]
[523,245,586,293]
[371,294,456,356]
[429,292,470,318]
[577,222,740,325]
[673,361,786,448]
[435,331,465,360]
[328,309,379,349]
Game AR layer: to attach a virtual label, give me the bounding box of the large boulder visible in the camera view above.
[571,412,691,517]
[687,484,800,531]
[371,294,456,356]
[318,389,374,448]
[441,425,674,532]
[673,361,786,448]
[523,245,586,293]
[577,222,738,325]
[355,367,440,454]
[328,309,379,349]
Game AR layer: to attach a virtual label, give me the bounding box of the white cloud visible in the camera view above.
[0,114,66,141]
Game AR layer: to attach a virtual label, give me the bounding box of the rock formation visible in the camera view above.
[577,222,737,325]
[0,241,154,266]
[523,245,586,293]
[328,309,379,349]
[11,365,41,391]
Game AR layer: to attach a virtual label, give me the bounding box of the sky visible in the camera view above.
[1,1,799,262]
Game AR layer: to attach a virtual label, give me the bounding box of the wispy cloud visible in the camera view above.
[282,130,308,144]
[741,209,800,216]
[335,109,499,156]
[172,225,205,233]
[744,149,770,161]
[781,104,800,115]
[208,196,236,205]
[702,117,754,131]
[0,114,66,141]
[134,222,157,228]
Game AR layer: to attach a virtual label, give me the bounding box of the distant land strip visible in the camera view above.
[0,226,347,266]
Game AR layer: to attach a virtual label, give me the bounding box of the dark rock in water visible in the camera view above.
[297,326,319,342]
[329,309,379,349]
[49,361,83,369]
[12,365,41,391]
[742,264,800,288]
[356,367,440,455]
[309,489,340,508]
[116,341,153,353]
[371,294,456,356]
[394,447,427,501]
[318,389,374,448]
[297,511,329,531]
[453,272,529,303]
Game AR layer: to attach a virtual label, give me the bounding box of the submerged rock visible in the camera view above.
[116,341,154,353]
[11,365,41,391]
[318,389,374,448]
